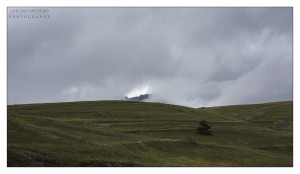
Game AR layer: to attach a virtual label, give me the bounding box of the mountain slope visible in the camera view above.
[125,94,150,101]
[7,100,293,167]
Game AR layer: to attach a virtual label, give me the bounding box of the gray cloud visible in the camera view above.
[8,7,293,107]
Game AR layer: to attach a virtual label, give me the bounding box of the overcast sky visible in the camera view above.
[8,7,293,107]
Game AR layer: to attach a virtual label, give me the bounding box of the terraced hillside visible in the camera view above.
[7,100,293,167]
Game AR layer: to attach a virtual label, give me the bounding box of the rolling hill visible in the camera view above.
[7,100,293,167]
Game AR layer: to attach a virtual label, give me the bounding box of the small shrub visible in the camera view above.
[197,120,213,136]
[186,137,198,146]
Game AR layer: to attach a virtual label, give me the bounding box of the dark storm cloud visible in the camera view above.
[8,7,293,107]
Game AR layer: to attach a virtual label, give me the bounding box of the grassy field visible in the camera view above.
[7,100,293,167]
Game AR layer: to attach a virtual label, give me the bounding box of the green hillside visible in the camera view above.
[7,100,293,167]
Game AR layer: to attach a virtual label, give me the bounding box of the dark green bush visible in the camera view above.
[197,120,213,136]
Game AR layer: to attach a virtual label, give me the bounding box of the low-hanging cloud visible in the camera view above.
[8,7,293,107]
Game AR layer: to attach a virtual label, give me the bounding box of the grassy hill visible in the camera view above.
[7,100,293,167]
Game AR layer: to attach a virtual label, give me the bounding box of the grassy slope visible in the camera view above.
[7,100,293,167]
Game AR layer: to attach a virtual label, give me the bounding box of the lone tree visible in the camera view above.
[197,120,213,135]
